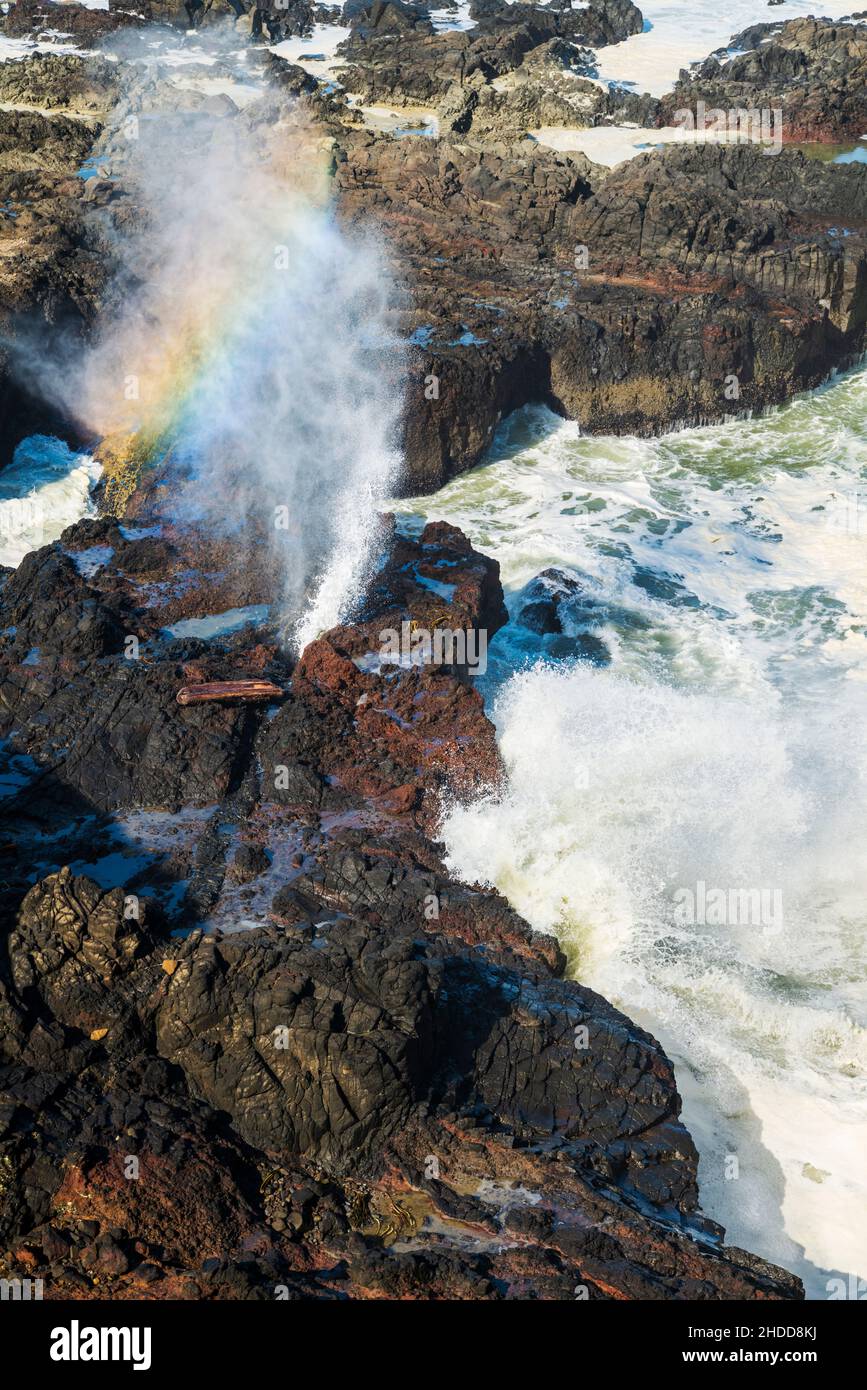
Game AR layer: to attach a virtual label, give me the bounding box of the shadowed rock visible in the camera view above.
[0,512,804,1300]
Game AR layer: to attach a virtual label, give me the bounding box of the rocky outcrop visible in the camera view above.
[0,52,120,114]
[0,860,802,1299]
[0,55,110,467]
[334,132,867,490]
[332,0,650,143]
[0,493,803,1298]
[6,18,865,495]
[0,9,856,1303]
[335,1,633,106]
[659,18,867,144]
[345,0,435,38]
[2,0,154,46]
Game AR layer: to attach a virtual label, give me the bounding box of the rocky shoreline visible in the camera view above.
[0,2,866,489]
[0,500,802,1299]
[0,0,858,1301]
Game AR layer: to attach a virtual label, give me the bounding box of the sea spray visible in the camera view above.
[5,53,406,646]
[398,384,867,1296]
[439,656,867,1296]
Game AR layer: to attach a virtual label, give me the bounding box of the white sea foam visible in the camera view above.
[594,0,862,98]
[162,604,271,640]
[429,1,476,34]
[0,435,99,567]
[269,24,350,79]
[0,35,89,63]
[395,369,867,1297]
[531,123,864,169]
[0,4,864,1294]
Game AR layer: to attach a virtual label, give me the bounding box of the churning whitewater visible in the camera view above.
[1,0,864,1308]
[396,368,867,1299]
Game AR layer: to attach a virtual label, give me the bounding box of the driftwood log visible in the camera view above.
[176,680,284,706]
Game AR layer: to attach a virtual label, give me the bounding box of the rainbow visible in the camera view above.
[91,113,335,516]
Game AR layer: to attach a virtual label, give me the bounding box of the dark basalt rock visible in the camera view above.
[336,1,640,106]
[240,0,319,40]
[0,846,803,1300]
[0,56,109,470]
[659,17,867,144]
[7,870,155,1037]
[150,910,692,1189]
[0,53,120,113]
[479,0,643,47]
[0,652,261,813]
[517,567,585,632]
[2,0,153,45]
[345,0,434,37]
[1,547,126,659]
[334,132,867,490]
[0,21,821,1304]
[0,493,804,1299]
[0,109,97,176]
[518,597,563,634]
[517,572,611,660]
[0,860,803,1300]
[262,53,319,95]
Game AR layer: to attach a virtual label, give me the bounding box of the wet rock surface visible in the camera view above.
[1,11,866,487]
[0,490,803,1298]
[0,3,834,1302]
[659,17,867,144]
[317,9,867,488]
[2,0,154,48]
[0,49,111,464]
[335,132,867,490]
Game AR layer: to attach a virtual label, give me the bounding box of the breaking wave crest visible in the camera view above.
[401,373,867,1296]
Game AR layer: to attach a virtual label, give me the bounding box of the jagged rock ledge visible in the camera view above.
[0,6,817,1296]
[2,6,867,495]
[0,500,802,1300]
